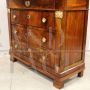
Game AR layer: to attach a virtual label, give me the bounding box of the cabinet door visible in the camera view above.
[11,24,29,58]
[27,26,56,69]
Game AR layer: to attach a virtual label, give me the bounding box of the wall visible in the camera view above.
[86,1,90,51]
[0,0,9,53]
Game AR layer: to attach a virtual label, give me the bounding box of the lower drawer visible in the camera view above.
[12,47,56,69]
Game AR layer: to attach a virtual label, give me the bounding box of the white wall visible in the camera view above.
[86,1,90,51]
[0,0,9,52]
[0,0,90,53]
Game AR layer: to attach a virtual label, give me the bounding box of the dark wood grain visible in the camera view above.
[7,0,89,10]
[7,0,89,89]
[11,10,55,28]
[7,0,55,9]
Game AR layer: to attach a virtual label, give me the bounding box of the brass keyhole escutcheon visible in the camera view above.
[25,1,31,7]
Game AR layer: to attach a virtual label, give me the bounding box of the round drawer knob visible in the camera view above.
[14,30,17,34]
[42,17,47,23]
[28,48,31,52]
[42,56,46,60]
[42,37,47,43]
[27,15,31,19]
[15,44,18,49]
[13,15,16,19]
[25,1,31,7]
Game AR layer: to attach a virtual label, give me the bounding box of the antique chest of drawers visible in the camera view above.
[7,0,89,89]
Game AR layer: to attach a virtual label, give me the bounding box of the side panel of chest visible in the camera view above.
[58,11,86,71]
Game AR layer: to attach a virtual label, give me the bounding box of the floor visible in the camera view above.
[0,52,90,90]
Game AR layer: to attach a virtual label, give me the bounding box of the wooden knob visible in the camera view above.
[25,1,31,7]
[42,17,47,23]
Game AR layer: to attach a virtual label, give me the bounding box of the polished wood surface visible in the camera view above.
[7,0,89,10]
[7,0,89,89]
[11,10,55,28]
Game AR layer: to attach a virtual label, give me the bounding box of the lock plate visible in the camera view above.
[25,1,31,7]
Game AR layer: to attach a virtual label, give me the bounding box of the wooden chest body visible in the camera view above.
[7,0,89,89]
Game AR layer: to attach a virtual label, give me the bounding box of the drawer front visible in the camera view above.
[12,41,29,58]
[56,0,88,10]
[11,24,27,43]
[28,27,55,50]
[7,0,55,9]
[11,40,22,57]
[27,48,55,68]
[11,24,29,57]
[11,10,55,28]
[11,10,27,25]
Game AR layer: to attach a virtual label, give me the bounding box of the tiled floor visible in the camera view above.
[0,52,90,90]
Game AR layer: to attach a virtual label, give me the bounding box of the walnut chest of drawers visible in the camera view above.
[7,0,89,89]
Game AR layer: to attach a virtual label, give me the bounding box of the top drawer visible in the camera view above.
[7,0,55,9]
[56,0,89,10]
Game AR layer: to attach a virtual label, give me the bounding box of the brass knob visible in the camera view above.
[27,15,31,19]
[14,44,18,49]
[25,1,31,7]
[42,17,47,23]
[13,15,16,19]
[14,30,17,34]
[42,56,46,60]
[42,37,47,43]
[28,48,31,52]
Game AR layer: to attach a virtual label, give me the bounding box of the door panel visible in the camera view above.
[27,26,56,68]
[28,49,55,68]
[11,24,27,43]
[27,26,55,50]
[11,24,29,58]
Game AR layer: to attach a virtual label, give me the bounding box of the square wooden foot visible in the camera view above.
[53,80,64,89]
[78,71,83,77]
